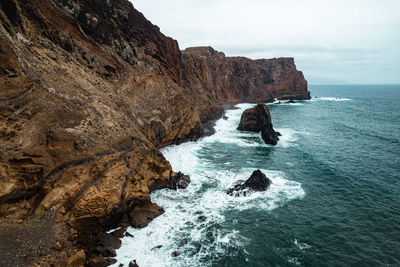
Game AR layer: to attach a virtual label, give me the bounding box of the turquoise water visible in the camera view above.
[114,84,400,266]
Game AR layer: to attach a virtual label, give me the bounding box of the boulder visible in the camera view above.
[227,170,272,197]
[149,172,191,191]
[129,260,139,267]
[286,99,296,104]
[129,202,164,228]
[171,251,181,257]
[174,172,191,189]
[237,104,280,145]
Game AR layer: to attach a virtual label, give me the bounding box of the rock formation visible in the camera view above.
[0,0,309,265]
[227,170,272,197]
[237,104,281,145]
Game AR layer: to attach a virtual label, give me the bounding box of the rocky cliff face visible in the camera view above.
[0,0,310,264]
[182,46,310,105]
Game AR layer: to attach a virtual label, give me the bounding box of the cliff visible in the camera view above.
[0,0,310,265]
[182,46,310,104]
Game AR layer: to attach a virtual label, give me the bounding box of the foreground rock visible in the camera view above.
[237,104,281,145]
[227,170,272,197]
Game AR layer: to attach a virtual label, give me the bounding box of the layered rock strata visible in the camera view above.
[0,0,310,264]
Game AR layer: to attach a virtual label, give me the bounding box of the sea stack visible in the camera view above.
[237,104,281,145]
[227,170,272,197]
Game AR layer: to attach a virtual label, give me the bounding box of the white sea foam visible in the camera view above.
[276,128,298,148]
[113,103,306,267]
[294,239,311,250]
[270,101,304,106]
[312,96,351,101]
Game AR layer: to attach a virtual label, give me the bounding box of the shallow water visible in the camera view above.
[114,84,400,266]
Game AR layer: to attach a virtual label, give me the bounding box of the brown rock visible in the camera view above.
[125,231,134,237]
[237,104,281,145]
[171,251,181,257]
[130,202,164,228]
[51,241,63,251]
[87,255,108,267]
[67,250,85,267]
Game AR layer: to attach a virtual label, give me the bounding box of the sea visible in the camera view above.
[113,84,400,266]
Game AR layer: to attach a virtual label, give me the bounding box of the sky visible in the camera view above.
[131,0,400,84]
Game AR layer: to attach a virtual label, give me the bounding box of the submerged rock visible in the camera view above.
[151,245,163,250]
[171,251,181,257]
[287,99,296,104]
[237,104,281,145]
[227,170,272,197]
[129,260,139,267]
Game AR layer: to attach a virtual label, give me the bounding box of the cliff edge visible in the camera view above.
[0,0,310,265]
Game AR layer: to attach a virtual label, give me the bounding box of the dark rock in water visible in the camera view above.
[171,251,181,257]
[130,203,164,228]
[151,245,163,250]
[94,231,122,257]
[106,258,118,265]
[237,104,280,145]
[125,231,134,237]
[129,260,139,267]
[150,171,191,191]
[223,115,228,120]
[111,227,126,239]
[175,172,191,189]
[287,99,296,103]
[227,170,272,197]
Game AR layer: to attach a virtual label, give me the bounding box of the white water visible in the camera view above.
[312,96,351,101]
[113,103,305,267]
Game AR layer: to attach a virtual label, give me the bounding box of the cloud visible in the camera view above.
[131,0,400,84]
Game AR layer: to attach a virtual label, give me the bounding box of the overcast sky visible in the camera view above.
[132,0,400,84]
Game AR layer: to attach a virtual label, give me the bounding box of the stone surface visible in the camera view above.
[66,250,85,267]
[87,255,108,267]
[237,104,281,145]
[171,251,181,257]
[227,170,272,197]
[129,259,139,267]
[0,0,309,265]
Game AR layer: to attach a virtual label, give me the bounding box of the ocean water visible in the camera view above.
[113,84,400,266]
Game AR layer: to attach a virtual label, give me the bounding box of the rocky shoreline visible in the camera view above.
[0,0,310,265]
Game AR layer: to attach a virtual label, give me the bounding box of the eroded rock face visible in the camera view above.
[238,104,281,145]
[227,170,272,197]
[182,47,311,104]
[0,0,309,265]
